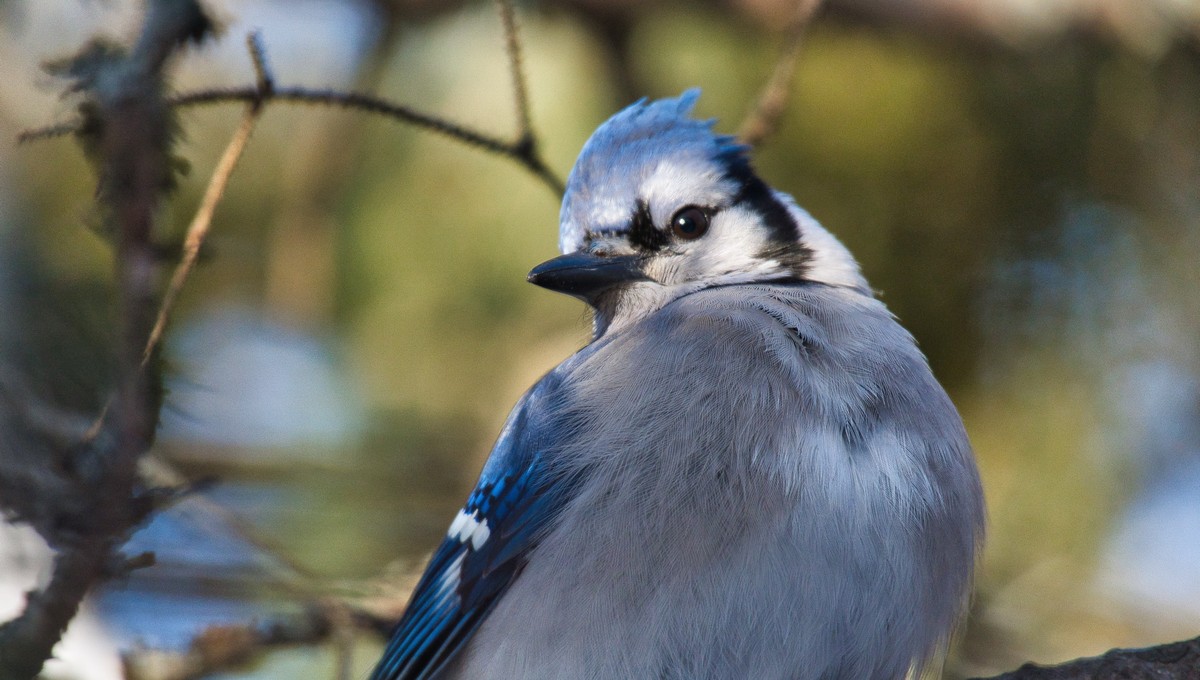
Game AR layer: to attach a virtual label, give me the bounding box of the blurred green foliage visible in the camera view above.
[2,1,1199,676]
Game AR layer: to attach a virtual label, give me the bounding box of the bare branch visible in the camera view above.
[246,31,274,97]
[143,32,274,366]
[329,601,355,680]
[21,22,565,198]
[737,0,823,146]
[0,540,110,680]
[143,96,260,368]
[22,12,564,198]
[119,597,397,680]
[167,86,564,195]
[0,2,217,676]
[19,91,564,193]
[122,604,332,680]
[973,634,1200,679]
[496,0,533,140]
[16,123,79,144]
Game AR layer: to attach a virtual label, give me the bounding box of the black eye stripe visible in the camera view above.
[627,199,669,251]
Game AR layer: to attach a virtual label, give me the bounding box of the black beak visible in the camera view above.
[527,252,649,301]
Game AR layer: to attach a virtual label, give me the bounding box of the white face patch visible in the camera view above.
[635,154,792,288]
[448,509,492,550]
[687,205,780,280]
[641,204,786,287]
[641,156,738,226]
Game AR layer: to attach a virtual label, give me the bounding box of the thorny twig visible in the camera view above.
[0,1,216,676]
[14,123,79,144]
[737,0,823,146]
[19,4,565,197]
[23,87,564,198]
[165,86,564,195]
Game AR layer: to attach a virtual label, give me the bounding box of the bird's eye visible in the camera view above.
[670,206,710,241]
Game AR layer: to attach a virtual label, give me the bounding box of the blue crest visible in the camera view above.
[559,89,749,253]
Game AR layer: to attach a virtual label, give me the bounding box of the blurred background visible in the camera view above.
[1,0,1199,677]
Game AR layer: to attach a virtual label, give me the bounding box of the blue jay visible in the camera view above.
[371,90,984,680]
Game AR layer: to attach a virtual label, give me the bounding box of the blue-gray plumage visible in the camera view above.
[371,89,985,680]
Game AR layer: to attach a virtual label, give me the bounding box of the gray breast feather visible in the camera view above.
[453,282,984,680]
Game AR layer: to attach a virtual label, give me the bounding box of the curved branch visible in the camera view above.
[973,635,1200,680]
[167,86,564,195]
[22,83,566,198]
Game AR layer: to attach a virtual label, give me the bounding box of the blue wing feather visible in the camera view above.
[370,380,576,680]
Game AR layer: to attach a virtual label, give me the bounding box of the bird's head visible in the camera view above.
[529,89,867,334]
